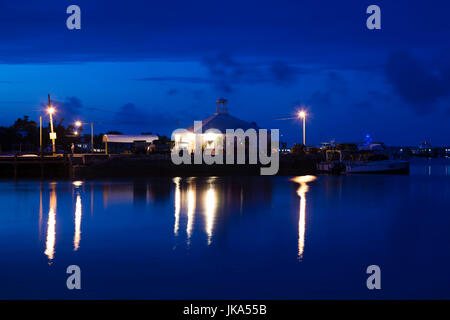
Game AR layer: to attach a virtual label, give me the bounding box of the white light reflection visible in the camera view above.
[186,184,196,242]
[173,177,181,236]
[291,175,317,260]
[73,194,82,251]
[73,181,83,188]
[203,185,217,245]
[44,183,57,262]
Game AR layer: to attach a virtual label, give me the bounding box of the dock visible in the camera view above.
[0,154,318,179]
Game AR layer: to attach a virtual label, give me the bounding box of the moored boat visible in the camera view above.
[316,137,410,174]
[345,160,409,174]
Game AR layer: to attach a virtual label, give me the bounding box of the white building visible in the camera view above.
[174,99,259,153]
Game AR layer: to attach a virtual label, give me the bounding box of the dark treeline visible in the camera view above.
[0,116,104,154]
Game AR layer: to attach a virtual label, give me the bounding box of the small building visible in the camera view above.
[174,99,260,153]
[102,134,159,154]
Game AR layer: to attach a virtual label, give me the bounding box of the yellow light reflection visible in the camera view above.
[44,183,57,262]
[186,185,196,241]
[73,181,83,187]
[291,175,317,260]
[203,186,217,245]
[173,177,181,236]
[73,194,82,251]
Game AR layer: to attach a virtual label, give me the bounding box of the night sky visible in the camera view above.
[0,0,449,146]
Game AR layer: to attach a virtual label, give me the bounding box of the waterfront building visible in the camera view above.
[102,134,158,154]
[173,99,260,153]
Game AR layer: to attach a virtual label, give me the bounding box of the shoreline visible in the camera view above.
[0,154,319,179]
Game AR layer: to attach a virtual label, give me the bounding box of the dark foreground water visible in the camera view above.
[0,158,449,299]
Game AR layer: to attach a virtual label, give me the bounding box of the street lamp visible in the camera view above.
[47,94,56,154]
[74,120,94,153]
[74,121,81,136]
[298,111,306,146]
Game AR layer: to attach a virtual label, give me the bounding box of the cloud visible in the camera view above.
[202,53,302,92]
[307,91,332,107]
[201,53,257,93]
[136,54,302,93]
[137,76,211,84]
[167,88,179,96]
[113,103,147,125]
[0,1,448,67]
[354,101,373,109]
[112,102,202,135]
[385,51,450,113]
[269,61,299,85]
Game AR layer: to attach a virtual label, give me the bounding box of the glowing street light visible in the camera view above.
[298,111,306,146]
[74,120,94,153]
[74,121,81,136]
[47,94,56,154]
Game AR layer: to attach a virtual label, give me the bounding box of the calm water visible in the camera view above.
[0,158,449,299]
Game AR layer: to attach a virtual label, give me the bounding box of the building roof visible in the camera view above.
[102,134,159,143]
[186,112,259,133]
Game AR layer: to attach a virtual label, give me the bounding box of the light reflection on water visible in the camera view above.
[73,193,82,251]
[203,184,217,245]
[2,158,450,299]
[291,175,317,260]
[43,183,57,262]
[173,177,181,236]
[410,158,450,176]
[186,182,196,243]
[38,176,312,262]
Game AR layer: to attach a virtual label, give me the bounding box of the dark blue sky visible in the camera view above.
[1,0,449,145]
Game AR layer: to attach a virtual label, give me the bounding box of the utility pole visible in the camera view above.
[298,111,306,146]
[91,122,94,153]
[39,116,42,154]
[303,115,306,146]
[48,94,56,154]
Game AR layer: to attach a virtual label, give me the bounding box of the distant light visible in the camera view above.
[73,181,83,187]
[74,131,79,136]
[47,107,55,114]
[298,111,306,118]
[75,121,82,127]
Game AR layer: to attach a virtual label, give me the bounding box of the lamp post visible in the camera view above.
[90,122,94,153]
[74,120,81,136]
[298,111,306,146]
[75,120,94,153]
[47,94,56,154]
[39,116,42,155]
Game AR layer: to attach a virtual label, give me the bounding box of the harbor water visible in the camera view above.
[0,158,449,299]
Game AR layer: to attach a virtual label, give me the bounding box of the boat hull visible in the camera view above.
[345,160,410,174]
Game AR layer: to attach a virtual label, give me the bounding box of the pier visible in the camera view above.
[0,154,108,179]
[0,154,318,179]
